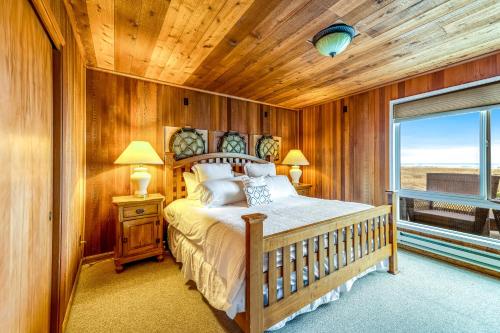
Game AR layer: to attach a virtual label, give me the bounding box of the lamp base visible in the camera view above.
[289,165,302,185]
[130,166,151,197]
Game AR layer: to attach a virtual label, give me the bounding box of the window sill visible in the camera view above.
[398,220,500,253]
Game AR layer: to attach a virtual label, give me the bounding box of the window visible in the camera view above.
[393,105,500,241]
[400,112,480,195]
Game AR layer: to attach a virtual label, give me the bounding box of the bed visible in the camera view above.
[164,152,398,332]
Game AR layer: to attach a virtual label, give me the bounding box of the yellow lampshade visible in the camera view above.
[282,149,309,166]
[114,141,163,165]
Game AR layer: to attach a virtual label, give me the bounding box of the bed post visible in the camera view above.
[164,152,175,204]
[387,191,399,274]
[242,213,267,333]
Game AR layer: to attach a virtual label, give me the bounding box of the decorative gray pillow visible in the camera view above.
[244,184,272,207]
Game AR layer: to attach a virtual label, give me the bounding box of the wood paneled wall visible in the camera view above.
[1,1,54,331]
[47,0,86,331]
[300,53,500,206]
[85,69,299,256]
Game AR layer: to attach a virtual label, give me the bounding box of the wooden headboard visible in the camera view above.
[164,152,269,204]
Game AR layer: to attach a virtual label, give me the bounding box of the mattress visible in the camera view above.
[165,196,388,330]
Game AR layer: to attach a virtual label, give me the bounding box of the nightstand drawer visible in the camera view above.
[296,188,309,196]
[123,204,158,219]
[293,183,312,197]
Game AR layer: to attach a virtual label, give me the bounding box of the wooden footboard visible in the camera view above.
[237,192,399,333]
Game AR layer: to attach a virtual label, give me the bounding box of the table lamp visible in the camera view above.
[282,149,309,184]
[114,141,164,197]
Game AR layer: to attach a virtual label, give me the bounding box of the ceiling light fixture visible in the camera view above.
[312,23,356,57]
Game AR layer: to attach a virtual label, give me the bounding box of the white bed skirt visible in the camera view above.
[167,225,388,331]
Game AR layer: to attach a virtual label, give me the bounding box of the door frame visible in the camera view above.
[50,47,64,333]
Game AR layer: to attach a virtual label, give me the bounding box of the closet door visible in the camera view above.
[0,1,53,332]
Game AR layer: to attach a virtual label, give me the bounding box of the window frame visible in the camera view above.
[395,107,486,200]
[390,76,500,218]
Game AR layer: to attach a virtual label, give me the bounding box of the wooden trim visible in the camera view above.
[398,227,500,255]
[86,66,300,111]
[62,0,86,59]
[30,0,65,49]
[82,251,114,265]
[399,244,500,279]
[50,48,63,333]
[243,214,266,333]
[388,191,399,274]
[61,259,83,332]
[168,152,269,169]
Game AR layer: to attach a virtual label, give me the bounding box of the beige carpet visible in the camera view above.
[66,251,500,333]
[65,256,241,333]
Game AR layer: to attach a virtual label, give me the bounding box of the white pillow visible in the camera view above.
[243,176,266,187]
[265,175,297,200]
[198,176,248,207]
[243,177,272,207]
[192,163,233,183]
[183,172,201,200]
[244,163,276,177]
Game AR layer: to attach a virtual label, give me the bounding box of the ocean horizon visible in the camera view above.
[401,163,500,168]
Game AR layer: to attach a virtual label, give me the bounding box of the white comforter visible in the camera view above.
[164,196,373,317]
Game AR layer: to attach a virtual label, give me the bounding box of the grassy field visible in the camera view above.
[401,167,500,197]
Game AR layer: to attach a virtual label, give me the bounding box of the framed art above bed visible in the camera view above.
[250,135,282,163]
[209,130,248,154]
[164,126,208,160]
[165,126,282,164]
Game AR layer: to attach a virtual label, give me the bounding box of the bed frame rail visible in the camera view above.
[239,192,399,333]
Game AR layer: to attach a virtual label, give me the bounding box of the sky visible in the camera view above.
[400,109,500,166]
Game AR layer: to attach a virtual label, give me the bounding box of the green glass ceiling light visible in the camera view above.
[312,23,356,57]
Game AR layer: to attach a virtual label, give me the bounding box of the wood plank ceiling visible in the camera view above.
[67,0,500,108]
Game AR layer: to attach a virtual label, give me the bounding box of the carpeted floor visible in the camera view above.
[66,250,500,333]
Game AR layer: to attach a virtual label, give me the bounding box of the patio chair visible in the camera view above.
[403,174,500,236]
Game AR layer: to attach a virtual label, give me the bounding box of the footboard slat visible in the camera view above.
[354,224,360,261]
[378,216,384,247]
[346,227,352,266]
[268,251,277,306]
[296,242,304,290]
[307,238,315,285]
[337,228,344,269]
[318,235,326,278]
[283,246,291,298]
[241,199,398,333]
[328,232,336,273]
[368,219,373,254]
[361,220,367,257]
[385,214,390,246]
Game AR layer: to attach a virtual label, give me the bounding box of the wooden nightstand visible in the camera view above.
[112,193,165,273]
[293,183,313,196]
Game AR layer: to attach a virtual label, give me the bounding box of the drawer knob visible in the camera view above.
[136,208,145,214]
